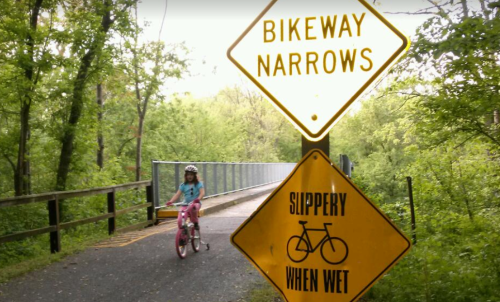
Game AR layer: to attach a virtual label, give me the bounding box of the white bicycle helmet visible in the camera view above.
[185,165,198,173]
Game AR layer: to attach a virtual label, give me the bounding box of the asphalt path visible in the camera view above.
[0,196,269,302]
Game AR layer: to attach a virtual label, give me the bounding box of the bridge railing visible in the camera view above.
[0,181,154,253]
[152,161,296,209]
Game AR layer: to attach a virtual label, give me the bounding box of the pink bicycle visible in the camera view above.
[172,202,210,259]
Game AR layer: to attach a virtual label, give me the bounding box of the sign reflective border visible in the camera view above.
[228,0,410,141]
[231,149,411,302]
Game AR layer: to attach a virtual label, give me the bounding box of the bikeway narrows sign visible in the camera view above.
[227,0,410,141]
[230,149,411,302]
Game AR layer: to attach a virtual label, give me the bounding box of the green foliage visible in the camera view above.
[103,86,300,168]
[331,82,500,301]
[335,4,500,299]
[367,215,500,302]
[247,280,283,302]
[401,2,500,148]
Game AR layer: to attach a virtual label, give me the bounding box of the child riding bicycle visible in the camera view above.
[166,165,205,230]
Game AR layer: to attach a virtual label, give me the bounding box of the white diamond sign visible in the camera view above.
[228,0,410,141]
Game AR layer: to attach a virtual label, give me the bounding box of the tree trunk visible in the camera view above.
[15,103,30,196]
[478,0,491,20]
[15,0,43,196]
[96,83,104,170]
[56,51,95,191]
[464,198,474,222]
[135,114,144,181]
[55,0,113,192]
[131,2,164,182]
[25,130,31,194]
[494,109,500,139]
[461,0,469,18]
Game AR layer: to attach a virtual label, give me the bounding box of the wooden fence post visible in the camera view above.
[146,185,154,225]
[48,196,61,253]
[107,190,116,235]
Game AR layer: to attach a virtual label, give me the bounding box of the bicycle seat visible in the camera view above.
[299,221,308,225]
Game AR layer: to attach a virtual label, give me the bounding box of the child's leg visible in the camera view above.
[187,203,201,224]
[177,206,188,229]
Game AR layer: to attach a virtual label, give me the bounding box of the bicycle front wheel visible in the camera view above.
[175,229,188,259]
[320,237,348,265]
[287,236,309,263]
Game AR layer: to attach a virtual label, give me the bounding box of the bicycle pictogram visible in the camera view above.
[287,221,348,265]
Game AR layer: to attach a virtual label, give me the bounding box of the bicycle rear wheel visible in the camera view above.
[287,236,309,263]
[191,227,201,252]
[320,237,348,265]
[175,229,188,259]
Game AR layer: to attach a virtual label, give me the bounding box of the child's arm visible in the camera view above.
[166,190,182,206]
[197,188,205,200]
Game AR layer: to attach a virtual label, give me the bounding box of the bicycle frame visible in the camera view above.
[172,202,210,253]
[174,203,194,229]
[297,223,336,253]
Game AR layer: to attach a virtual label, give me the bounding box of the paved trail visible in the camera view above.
[0,196,268,302]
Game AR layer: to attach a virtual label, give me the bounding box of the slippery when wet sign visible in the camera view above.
[231,150,411,302]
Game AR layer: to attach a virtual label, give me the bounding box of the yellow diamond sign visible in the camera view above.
[228,0,410,141]
[231,150,411,302]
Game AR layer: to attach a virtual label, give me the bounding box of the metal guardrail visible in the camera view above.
[151,161,296,209]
